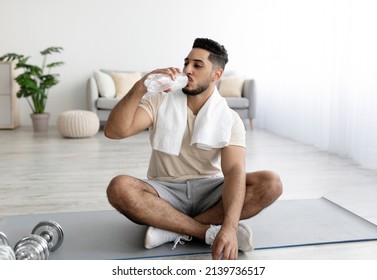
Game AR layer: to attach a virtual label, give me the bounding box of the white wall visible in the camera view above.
[0,0,259,126]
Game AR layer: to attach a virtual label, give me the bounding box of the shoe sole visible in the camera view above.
[144,226,154,249]
[238,222,254,253]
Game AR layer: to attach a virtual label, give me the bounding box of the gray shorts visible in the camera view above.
[143,177,224,217]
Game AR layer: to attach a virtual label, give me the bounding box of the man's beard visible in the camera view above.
[182,78,211,96]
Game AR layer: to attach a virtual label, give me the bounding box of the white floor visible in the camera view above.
[1,126,377,259]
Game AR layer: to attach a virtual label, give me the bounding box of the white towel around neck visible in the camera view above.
[152,88,233,156]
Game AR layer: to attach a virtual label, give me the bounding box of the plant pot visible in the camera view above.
[30,113,50,132]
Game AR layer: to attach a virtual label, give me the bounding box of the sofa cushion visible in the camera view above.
[97,97,119,110]
[111,72,142,99]
[94,71,116,98]
[225,97,249,109]
[218,75,245,98]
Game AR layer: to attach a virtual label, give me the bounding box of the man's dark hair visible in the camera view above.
[192,38,228,70]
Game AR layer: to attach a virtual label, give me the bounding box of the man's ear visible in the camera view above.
[212,68,223,82]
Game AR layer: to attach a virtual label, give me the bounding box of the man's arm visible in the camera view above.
[103,78,152,139]
[104,67,181,139]
[211,145,246,260]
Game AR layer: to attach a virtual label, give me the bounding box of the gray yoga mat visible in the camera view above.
[1,197,377,260]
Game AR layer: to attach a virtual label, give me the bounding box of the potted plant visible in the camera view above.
[0,47,64,132]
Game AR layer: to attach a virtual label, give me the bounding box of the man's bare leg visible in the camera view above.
[107,171,282,240]
[194,171,283,225]
[106,175,210,240]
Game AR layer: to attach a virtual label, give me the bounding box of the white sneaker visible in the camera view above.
[144,226,192,250]
[205,222,254,253]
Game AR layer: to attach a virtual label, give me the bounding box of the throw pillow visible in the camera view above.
[218,75,245,98]
[111,72,142,99]
[94,70,116,98]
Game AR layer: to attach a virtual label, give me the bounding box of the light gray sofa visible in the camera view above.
[87,70,255,128]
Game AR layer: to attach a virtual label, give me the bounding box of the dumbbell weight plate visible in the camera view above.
[14,235,49,260]
[0,232,9,246]
[31,220,64,252]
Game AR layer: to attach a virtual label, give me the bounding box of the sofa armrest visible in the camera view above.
[242,79,256,120]
[87,77,99,114]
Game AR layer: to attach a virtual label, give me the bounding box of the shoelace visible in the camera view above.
[172,235,192,250]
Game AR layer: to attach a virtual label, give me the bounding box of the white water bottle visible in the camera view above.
[144,73,188,93]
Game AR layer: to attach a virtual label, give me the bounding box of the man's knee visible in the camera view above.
[265,171,283,199]
[107,175,136,209]
[107,175,158,212]
[246,170,283,200]
[107,175,124,199]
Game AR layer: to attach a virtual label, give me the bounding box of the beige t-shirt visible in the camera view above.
[139,92,246,181]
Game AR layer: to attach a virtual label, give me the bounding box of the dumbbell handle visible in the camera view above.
[42,233,51,243]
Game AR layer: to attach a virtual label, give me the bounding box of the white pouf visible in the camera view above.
[57,110,100,138]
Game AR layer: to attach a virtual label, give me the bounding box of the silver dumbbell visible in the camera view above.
[0,232,16,260]
[14,220,64,260]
